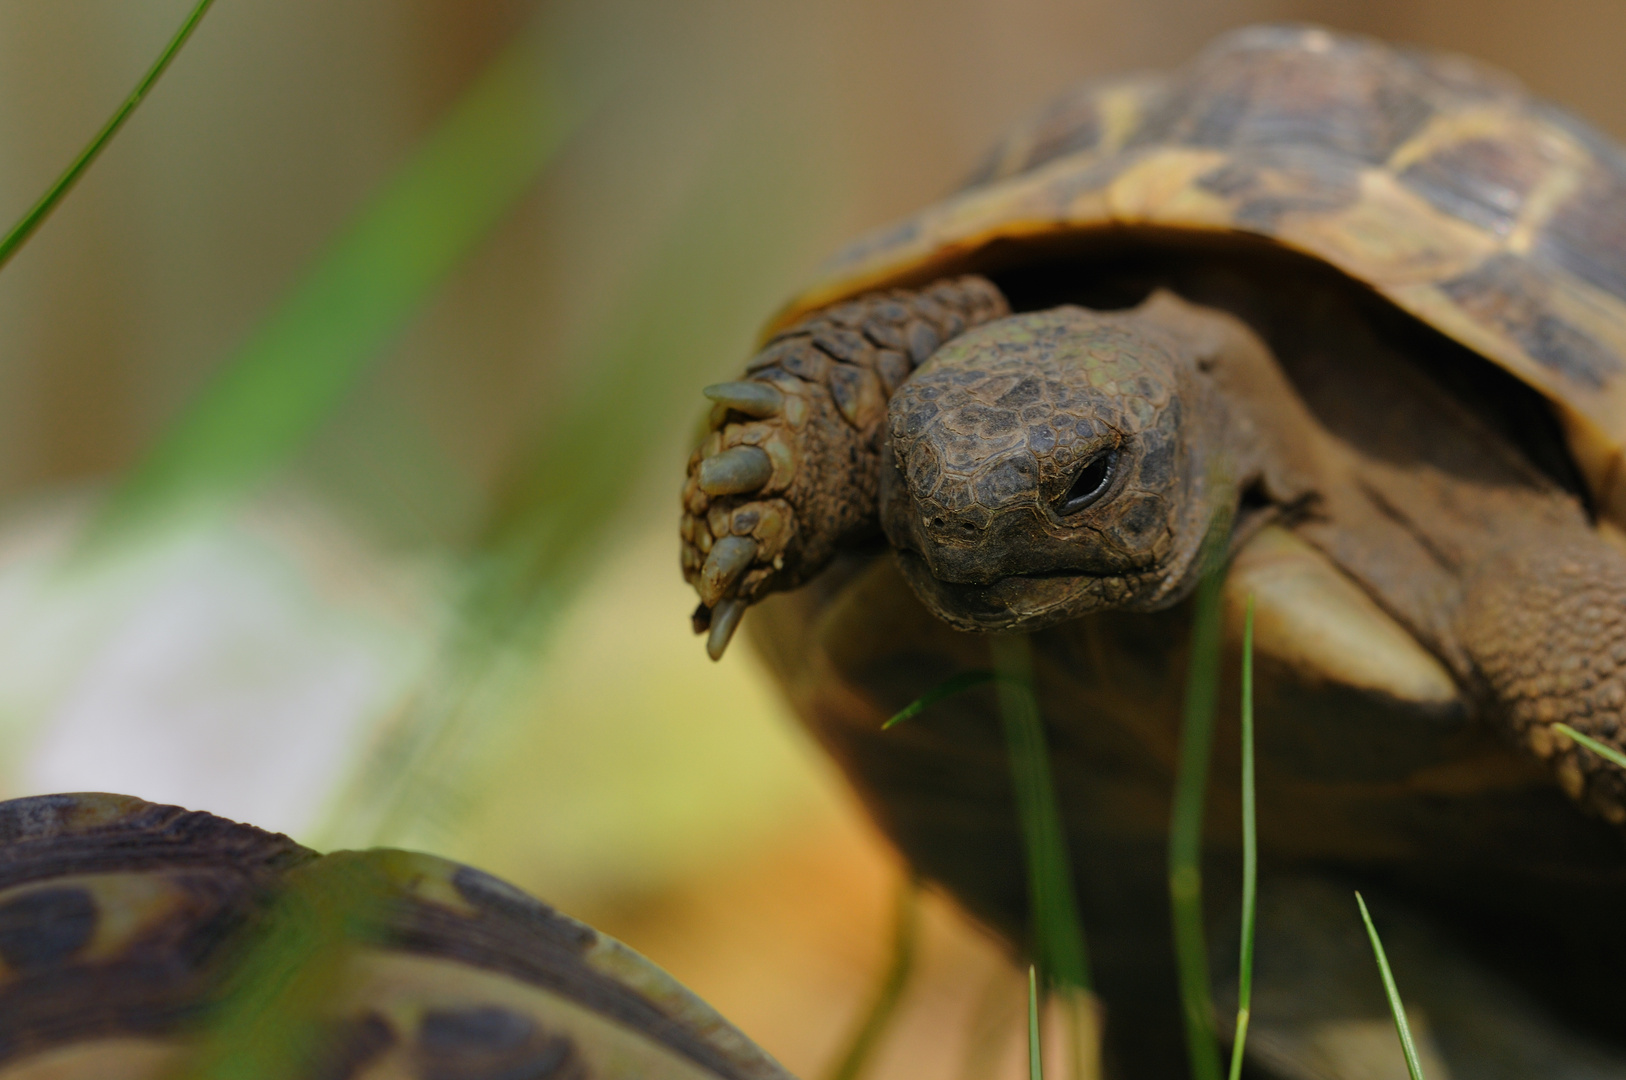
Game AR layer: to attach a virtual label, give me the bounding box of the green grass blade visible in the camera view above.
[1168,516,1232,1080]
[0,0,216,274]
[1554,722,1626,771]
[991,634,1091,992]
[1226,594,1257,1080]
[823,880,920,1080]
[445,130,827,638]
[165,853,393,1080]
[319,113,836,849]
[1056,985,1103,1080]
[882,670,1000,729]
[78,15,594,554]
[1356,892,1427,1080]
[1029,965,1045,1080]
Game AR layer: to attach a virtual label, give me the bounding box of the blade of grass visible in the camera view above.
[319,109,836,849]
[0,0,216,273]
[76,11,599,556]
[1029,965,1044,1080]
[443,130,827,638]
[1226,594,1256,1080]
[165,852,394,1080]
[1355,892,1427,1080]
[991,634,1091,993]
[893,660,1098,1078]
[883,670,1001,729]
[1054,984,1103,1080]
[1554,722,1626,772]
[1168,511,1233,1080]
[823,878,920,1080]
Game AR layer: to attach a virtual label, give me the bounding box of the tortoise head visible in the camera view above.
[881,293,1234,632]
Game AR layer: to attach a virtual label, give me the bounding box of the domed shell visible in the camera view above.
[771,24,1626,525]
[0,792,791,1080]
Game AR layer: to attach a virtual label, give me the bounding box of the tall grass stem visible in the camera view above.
[823,879,920,1080]
[1029,965,1044,1080]
[991,634,1091,992]
[1356,892,1426,1080]
[79,13,593,555]
[322,112,835,849]
[1226,595,1256,1080]
[1168,547,1228,1080]
[1554,723,1626,772]
[883,670,1000,729]
[0,0,216,274]
[164,853,394,1080]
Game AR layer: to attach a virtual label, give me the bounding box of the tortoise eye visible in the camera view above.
[1058,449,1116,515]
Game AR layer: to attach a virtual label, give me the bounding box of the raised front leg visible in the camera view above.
[1459,533,1626,825]
[681,276,1008,657]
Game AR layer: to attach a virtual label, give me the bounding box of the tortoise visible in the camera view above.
[680,23,1626,1079]
[0,791,791,1080]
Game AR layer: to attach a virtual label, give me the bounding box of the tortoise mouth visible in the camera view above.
[893,550,1118,632]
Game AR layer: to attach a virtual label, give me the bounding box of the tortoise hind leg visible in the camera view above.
[681,276,1007,657]
[1457,532,1626,826]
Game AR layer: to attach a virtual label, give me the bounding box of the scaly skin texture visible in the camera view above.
[815,280,1626,830]
[681,277,1007,654]
[1461,540,1626,825]
[880,300,1244,631]
[691,265,1626,826]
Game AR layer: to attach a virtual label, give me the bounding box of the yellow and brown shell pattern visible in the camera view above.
[0,793,791,1080]
[780,23,1626,526]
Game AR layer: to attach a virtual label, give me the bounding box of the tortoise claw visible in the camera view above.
[699,446,772,495]
[703,380,784,418]
[700,536,757,606]
[683,277,1011,654]
[707,598,747,660]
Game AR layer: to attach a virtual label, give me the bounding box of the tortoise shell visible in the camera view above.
[740,25,1626,1074]
[771,23,1626,526]
[0,792,790,1080]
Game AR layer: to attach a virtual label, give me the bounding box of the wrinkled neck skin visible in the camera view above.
[880,290,1307,633]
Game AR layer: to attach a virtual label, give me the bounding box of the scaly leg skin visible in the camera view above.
[1460,535,1626,826]
[682,276,1009,658]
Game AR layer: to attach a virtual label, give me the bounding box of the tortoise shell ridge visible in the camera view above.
[774,22,1626,526]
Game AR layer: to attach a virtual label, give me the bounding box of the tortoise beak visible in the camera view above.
[892,550,1126,633]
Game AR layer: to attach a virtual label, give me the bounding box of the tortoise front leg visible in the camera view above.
[682,276,1008,657]
[1459,533,1626,825]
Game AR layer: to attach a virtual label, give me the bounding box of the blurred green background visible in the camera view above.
[2,1,1625,1075]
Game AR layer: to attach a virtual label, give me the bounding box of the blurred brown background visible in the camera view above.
[1,1,1623,1077]
[7,0,1626,510]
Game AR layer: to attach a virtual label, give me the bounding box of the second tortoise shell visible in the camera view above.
[770,24,1626,525]
[0,792,791,1080]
